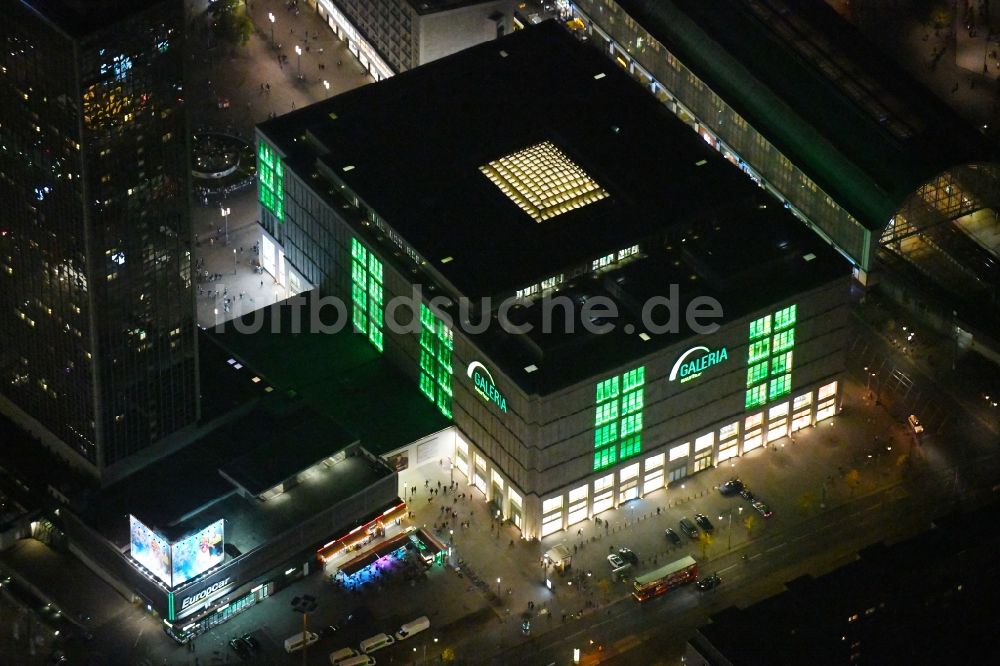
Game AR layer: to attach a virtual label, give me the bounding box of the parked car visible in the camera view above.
[739,487,756,502]
[679,518,699,539]
[607,553,626,569]
[719,478,744,496]
[696,574,722,591]
[694,513,715,532]
[242,632,259,651]
[908,414,924,434]
[752,500,773,518]
[664,528,681,546]
[228,636,251,658]
[618,547,639,565]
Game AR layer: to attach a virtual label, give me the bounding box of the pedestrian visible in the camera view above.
[437,480,441,489]
[260,280,264,288]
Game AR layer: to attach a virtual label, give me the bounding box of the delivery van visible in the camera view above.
[338,655,376,666]
[394,616,430,641]
[360,632,395,654]
[329,647,360,664]
[284,631,319,653]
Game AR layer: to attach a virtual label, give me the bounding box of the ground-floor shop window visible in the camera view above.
[593,490,614,515]
[717,442,739,462]
[668,466,687,483]
[693,450,712,472]
[643,469,664,495]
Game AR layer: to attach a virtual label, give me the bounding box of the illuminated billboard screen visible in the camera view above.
[170,519,225,587]
[129,515,172,586]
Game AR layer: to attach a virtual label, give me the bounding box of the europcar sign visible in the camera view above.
[467,361,508,413]
[181,577,233,610]
[669,346,728,383]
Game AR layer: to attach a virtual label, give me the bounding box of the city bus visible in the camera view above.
[632,555,698,602]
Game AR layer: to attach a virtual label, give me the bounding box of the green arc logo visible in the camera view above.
[467,361,508,413]
[669,346,728,383]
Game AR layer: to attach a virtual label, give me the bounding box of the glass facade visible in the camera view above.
[746,305,797,410]
[572,0,872,272]
[593,365,645,471]
[418,304,452,419]
[350,237,383,352]
[1,0,197,468]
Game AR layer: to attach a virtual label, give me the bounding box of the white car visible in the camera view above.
[607,553,626,569]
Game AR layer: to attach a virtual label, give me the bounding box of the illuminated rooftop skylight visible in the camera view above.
[479,141,608,222]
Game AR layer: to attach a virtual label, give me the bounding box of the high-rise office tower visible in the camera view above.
[0,0,197,480]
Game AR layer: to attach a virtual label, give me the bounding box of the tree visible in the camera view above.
[797,492,815,515]
[699,531,713,559]
[742,514,756,539]
[210,0,253,48]
[596,578,611,601]
[844,469,861,496]
[441,647,456,663]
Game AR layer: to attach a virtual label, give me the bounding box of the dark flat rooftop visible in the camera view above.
[261,20,797,298]
[260,21,850,395]
[405,0,499,15]
[206,301,451,455]
[21,0,176,38]
[613,0,996,228]
[218,400,357,497]
[696,503,1000,665]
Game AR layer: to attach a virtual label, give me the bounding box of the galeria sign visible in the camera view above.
[467,361,508,413]
[669,346,728,383]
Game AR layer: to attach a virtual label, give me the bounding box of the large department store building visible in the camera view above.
[253,22,852,540]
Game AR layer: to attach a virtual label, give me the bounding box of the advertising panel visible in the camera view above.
[129,515,172,586]
[170,519,225,587]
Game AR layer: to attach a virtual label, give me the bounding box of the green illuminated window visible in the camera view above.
[258,142,284,222]
[774,305,797,331]
[418,304,452,419]
[769,373,792,400]
[622,366,645,391]
[594,447,617,471]
[594,424,617,447]
[748,339,770,364]
[745,384,767,409]
[773,329,795,353]
[621,413,643,437]
[746,304,797,410]
[771,351,792,375]
[596,377,619,403]
[619,434,640,460]
[350,237,383,352]
[622,390,643,415]
[747,361,768,386]
[594,365,644,471]
[749,315,772,340]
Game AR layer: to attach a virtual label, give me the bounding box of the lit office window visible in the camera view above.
[746,303,796,410]
[418,304,452,418]
[593,364,645,471]
[350,238,383,352]
[258,141,284,222]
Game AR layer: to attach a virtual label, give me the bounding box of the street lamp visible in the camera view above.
[497,577,501,597]
[722,512,733,551]
[449,528,454,546]
[220,206,230,245]
[233,248,237,275]
[290,595,317,666]
[295,44,302,79]
[268,12,275,47]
